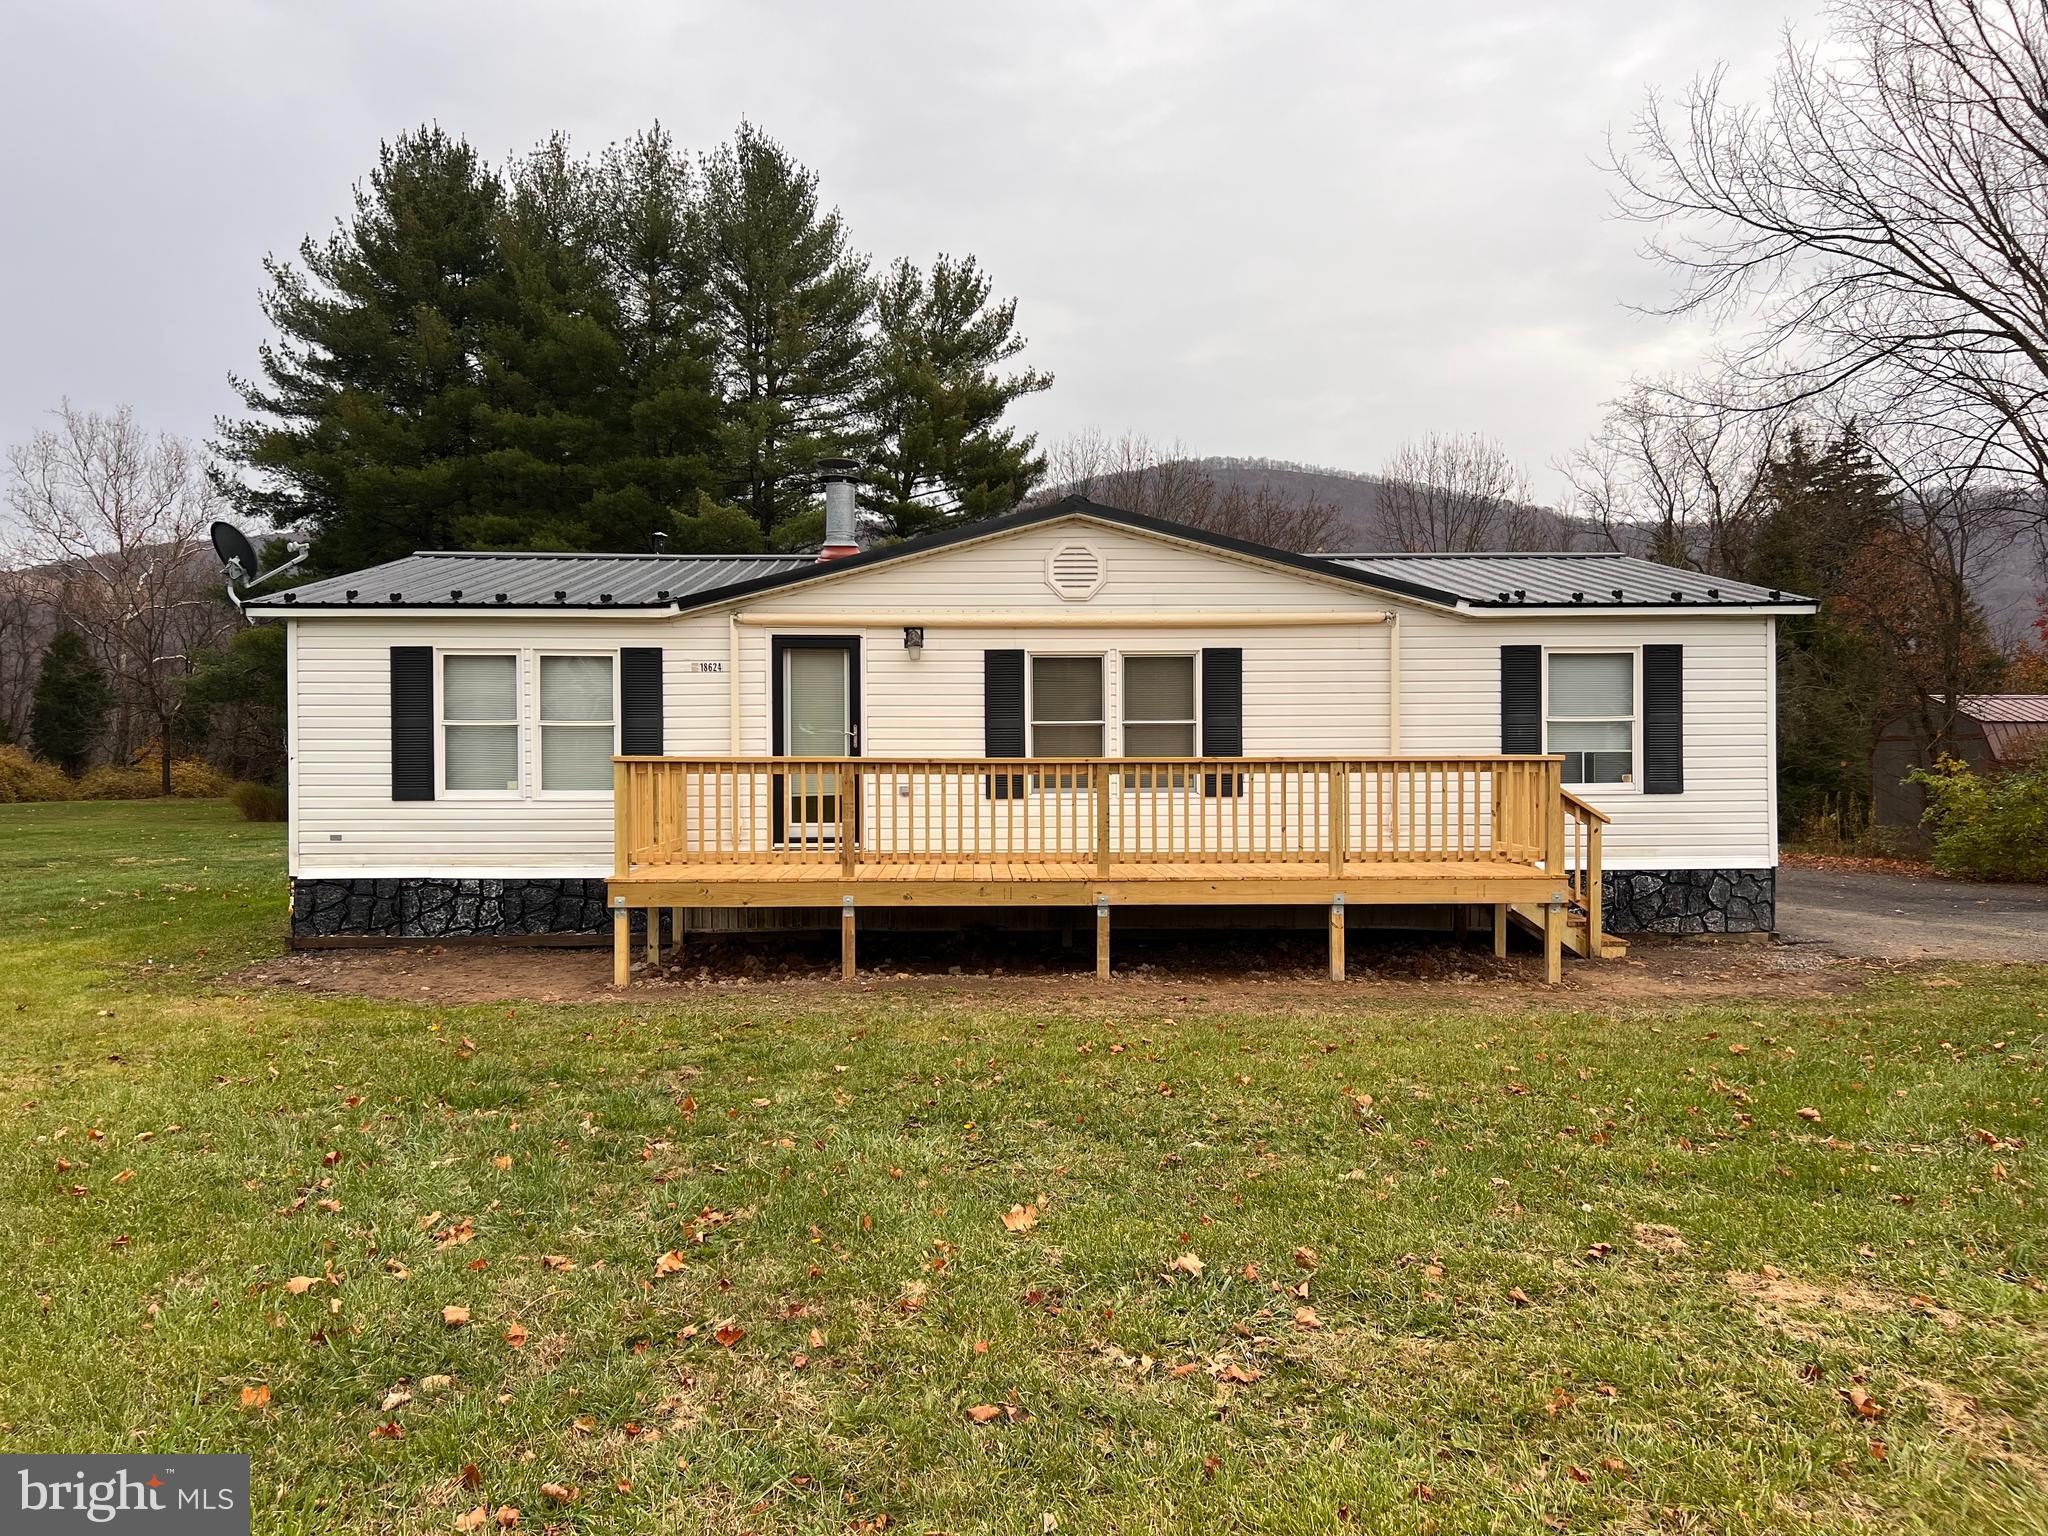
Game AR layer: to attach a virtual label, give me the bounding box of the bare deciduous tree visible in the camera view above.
[0,564,46,747]
[1849,431,2025,747]
[1034,430,1340,551]
[1611,0,2048,523]
[5,403,234,789]
[1376,432,1540,553]
[1557,386,1784,574]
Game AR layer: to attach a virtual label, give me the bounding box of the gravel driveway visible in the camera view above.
[1776,864,2048,962]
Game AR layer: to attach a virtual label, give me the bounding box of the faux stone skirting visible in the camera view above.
[1600,868,1775,935]
[291,870,1779,942]
[291,877,629,942]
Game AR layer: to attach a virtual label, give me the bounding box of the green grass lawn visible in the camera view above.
[2,801,2045,1534]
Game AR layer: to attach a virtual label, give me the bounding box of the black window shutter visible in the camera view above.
[1644,644,1684,794]
[620,648,663,757]
[1500,645,1541,754]
[1201,647,1243,797]
[984,649,1025,799]
[390,646,434,801]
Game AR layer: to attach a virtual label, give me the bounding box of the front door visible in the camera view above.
[776,639,859,847]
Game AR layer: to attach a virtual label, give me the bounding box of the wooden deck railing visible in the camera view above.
[1561,789,1609,953]
[614,755,1579,879]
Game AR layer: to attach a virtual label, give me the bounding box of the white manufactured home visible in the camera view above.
[247,489,1815,982]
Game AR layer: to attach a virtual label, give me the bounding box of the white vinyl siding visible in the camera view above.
[289,615,727,874]
[284,516,1783,877]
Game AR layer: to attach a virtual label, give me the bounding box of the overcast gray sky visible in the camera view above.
[0,0,1818,500]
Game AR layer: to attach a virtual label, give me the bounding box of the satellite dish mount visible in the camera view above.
[210,521,309,620]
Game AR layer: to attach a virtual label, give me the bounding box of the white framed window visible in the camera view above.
[441,653,521,794]
[437,649,619,797]
[1028,655,1105,757]
[1121,654,1198,756]
[538,653,617,793]
[1546,651,1636,787]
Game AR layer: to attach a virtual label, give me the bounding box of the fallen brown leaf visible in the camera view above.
[966,1404,1004,1423]
[442,1305,470,1328]
[238,1384,270,1409]
[453,1509,487,1532]
[1001,1203,1040,1234]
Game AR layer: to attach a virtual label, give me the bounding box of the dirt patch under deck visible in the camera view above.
[239,928,1904,1010]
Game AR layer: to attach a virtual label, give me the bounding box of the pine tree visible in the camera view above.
[861,255,1051,537]
[216,127,514,572]
[219,120,1050,566]
[1748,425,1893,832]
[698,123,872,533]
[589,126,725,547]
[30,630,111,775]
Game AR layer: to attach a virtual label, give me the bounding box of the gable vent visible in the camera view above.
[1046,543,1105,601]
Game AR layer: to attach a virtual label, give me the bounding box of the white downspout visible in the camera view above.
[727,612,742,752]
[1386,612,1402,753]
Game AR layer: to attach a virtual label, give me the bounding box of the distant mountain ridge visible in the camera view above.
[1185,455,2041,641]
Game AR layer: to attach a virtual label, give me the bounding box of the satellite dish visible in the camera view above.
[209,520,310,620]
[210,521,261,581]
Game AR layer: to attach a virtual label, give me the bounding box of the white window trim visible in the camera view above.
[436,649,524,800]
[434,648,620,800]
[1025,651,1107,760]
[1118,651,1201,757]
[1542,645,1641,793]
[534,651,621,800]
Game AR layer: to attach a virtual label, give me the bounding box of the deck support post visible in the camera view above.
[1328,894,1346,982]
[1095,895,1110,980]
[1543,897,1563,986]
[611,900,630,988]
[647,905,662,967]
[841,896,856,981]
[672,907,686,966]
[1493,903,1509,958]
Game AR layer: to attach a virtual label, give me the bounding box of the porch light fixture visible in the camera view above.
[903,625,925,653]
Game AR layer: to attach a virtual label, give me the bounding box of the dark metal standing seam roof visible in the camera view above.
[245,551,815,610]
[242,499,1817,615]
[1324,551,1810,609]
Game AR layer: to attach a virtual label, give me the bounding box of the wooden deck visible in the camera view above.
[607,755,1610,985]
